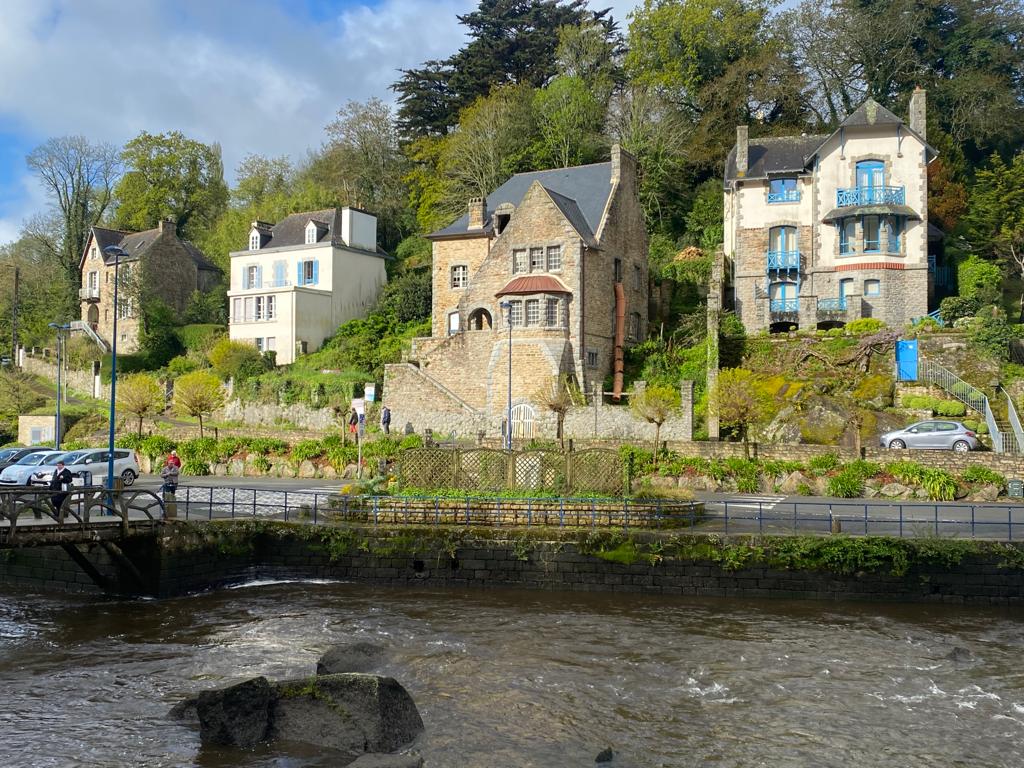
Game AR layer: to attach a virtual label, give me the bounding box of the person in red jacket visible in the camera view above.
[167,450,181,469]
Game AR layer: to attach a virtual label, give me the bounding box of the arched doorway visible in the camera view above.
[468,308,492,330]
[511,403,536,440]
[87,304,99,331]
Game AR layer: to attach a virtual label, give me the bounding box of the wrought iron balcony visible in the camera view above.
[766,250,801,270]
[770,298,800,314]
[835,186,905,207]
[78,287,100,301]
[817,297,847,312]
[767,189,801,204]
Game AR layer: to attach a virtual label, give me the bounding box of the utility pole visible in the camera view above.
[11,266,18,365]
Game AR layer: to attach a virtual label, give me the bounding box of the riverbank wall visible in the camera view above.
[2,522,1024,605]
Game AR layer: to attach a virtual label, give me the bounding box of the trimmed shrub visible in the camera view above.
[934,400,967,417]
[167,355,201,377]
[100,354,149,383]
[846,318,885,335]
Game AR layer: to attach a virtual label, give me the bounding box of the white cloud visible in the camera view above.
[0,173,50,247]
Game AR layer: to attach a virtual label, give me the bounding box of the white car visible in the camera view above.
[0,450,66,485]
[31,448,140,487]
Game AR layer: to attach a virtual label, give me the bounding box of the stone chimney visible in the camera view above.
[610,144,637,189]
[467,197,486,230]
[735,126,749,177]
[158,217,176,236]
[909,87,927,140]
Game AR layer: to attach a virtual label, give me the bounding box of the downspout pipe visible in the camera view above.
[612,282,626,401]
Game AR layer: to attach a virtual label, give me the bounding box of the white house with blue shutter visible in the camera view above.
[227,207,387,364]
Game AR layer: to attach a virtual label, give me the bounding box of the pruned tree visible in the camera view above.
[536,374,585,449]
[630,383,681,463]
[117,372,165,435]
[172,371,224,438]
[715,368,771,458]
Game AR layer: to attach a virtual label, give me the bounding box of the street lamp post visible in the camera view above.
[500,300,512,450]
[47,322,70,450]
[103,245,127,492]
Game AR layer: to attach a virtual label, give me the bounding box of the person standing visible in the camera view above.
[348,409,359,436]
[49,461,73,515]
[160,455,180,496]
[380,405,391,435]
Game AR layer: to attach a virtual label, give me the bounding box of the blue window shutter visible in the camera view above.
[297,261,304,286]
[312,260,319,285]
[274,261,284,286]
[256,265,263,288]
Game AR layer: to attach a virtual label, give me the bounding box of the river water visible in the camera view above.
[1,581,1023,767]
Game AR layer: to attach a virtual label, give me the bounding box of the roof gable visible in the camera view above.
[80,224,220,273]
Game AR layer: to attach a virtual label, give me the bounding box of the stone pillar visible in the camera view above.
[679,380,694,442]
[908,87,927,140]
[706,250,724,440]
[798,295,817,331]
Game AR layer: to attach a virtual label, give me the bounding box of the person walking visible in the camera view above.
[380,405,391,435]
[49,461,73,516]
[348,409,359,436]
[160,455,180,496]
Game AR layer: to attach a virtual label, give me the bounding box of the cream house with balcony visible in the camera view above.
[227,207,387,364]
[724,88,937,332]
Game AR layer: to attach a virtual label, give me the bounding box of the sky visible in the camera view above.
[0,0,639,246]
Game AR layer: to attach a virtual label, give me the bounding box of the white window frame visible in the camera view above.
[249,231,260,250]
[232,298,242,323]
[246,265,259,289]
[512,249,527,274]
[255,296,264,321]
[255,337,264,352]
[451,265,468,289]
[305,222,318,245]
[302,260,315,285]
[545,298,559,326]
[525,299,540,326]
[546,245,562,272]
[266,295,276,320]
[530,247,544,272]
[509,301,524,327]
[864,279,881,297]
[265,337,276,352]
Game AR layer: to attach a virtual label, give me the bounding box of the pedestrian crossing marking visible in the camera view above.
[722,495,786,511]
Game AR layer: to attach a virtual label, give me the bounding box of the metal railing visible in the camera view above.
[78,287,100,300]
[242,279,291,290]
[769,298,800,314]
[918,359,1008,453]
[766,250,801,270]
[836,186,905,206]
[1003,389,1024,454]
[767,189,800,204]
[817,297,847,312]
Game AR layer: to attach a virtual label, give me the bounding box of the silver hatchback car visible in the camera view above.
[880,420,981,452]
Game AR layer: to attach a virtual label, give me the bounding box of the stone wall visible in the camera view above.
[5,525,1024,605]
[22,355,108,401]
[219,399,337,431]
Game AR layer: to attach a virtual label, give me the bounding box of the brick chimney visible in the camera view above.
[467,197,486,230]
[158,217,176,236]
[909,87,927,140]
[735,126,749,177]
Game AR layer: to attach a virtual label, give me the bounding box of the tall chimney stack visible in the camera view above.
[467,197,486,230]
[735,126,749,177]
[909,87,927,141]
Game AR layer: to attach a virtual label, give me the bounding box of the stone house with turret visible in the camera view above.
[384,145,648,439]
[79,219,221,353]
[724,88,938,333]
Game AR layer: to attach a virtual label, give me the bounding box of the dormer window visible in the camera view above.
[249,230,261,250]
[305,221,319,245]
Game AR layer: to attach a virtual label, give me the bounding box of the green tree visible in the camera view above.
[715,367,771,458]
[533,76,606,168]
[114,131,229,239]
[206,337,269,382]
[0,237,77,349]
[630,383,681,463]
[25,136,120,294]
[172,370,224,438]
[537,374,585,449]
[232,154,292,208]
[117,372,165,435]
[682,179,724,252]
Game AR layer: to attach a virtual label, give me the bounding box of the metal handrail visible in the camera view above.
[769,298,800,313]
[767,189,800,204]
[766,250,800,270]
[817,297,847,311]
[836,186,905,206]
[918,359,1008,453]
[1002,389,1024,453]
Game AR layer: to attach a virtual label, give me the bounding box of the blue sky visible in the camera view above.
[0,0,639,245]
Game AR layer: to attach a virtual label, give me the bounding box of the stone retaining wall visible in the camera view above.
[3,524,1024,605]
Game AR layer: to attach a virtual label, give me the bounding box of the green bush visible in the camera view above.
[967,310,1014,360]
[921,468,958,501]
[181,458,210,476]
[248,438,288,456]
[216,437,250,460]
[207,337,271,382]
[809,453,841,473]
[846,318,885,335]
[166,355,200,377]
[887,460,927,486]
[175,324,226,354]
[902,394,937,410]
[116,434,145,451]
[178,437,218,463]
[140,435,176,463]
[292,439,325,463]
[956,253,1002,304]
[934,400,967,417]
[326,443,358,470]
[846,460,881,480]
[939,296,980,324]
[399,434,424,450]
[100,354,149,383]
[251,455,272,473]
[827,469,864,498]
[959,465,1005,488]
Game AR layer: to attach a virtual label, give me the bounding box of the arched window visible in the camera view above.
[249,231,260,250]
[305,222,318,244]
[511,403,536,439]
[856,160,885,190]
[769,226,797,255]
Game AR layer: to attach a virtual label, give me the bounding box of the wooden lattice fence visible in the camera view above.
[398,448,624,495]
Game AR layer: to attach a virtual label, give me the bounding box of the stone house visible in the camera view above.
[724,88,937,333]
[79,219,222,353]
[227,207,387,365]
[384,145,649,439]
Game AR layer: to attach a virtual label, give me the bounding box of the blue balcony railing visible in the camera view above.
[766,250,801,270]
[817,297,847,312]
[770,298,800,314]
[768,189,801,204]
[836,186,905,207]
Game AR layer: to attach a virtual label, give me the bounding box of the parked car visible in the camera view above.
[30,449,139,487]
[0,450,66,485]
[0,447,44,471]
[880,420,981,452]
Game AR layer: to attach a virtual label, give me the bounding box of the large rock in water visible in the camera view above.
[196,676,274,747]
[317,642,387,675]
[270,674,424,759]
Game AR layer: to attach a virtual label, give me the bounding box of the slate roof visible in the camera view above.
[430,162,614,238]
[495,275,571,296]
[724,135,825,182]
[821,203,922,222]
[85,225,220,273]
[263,208,338,249]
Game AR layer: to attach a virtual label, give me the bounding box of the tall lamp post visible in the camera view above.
[103,245,127,491]
[500,300,512,450]
[47,322,70,450]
